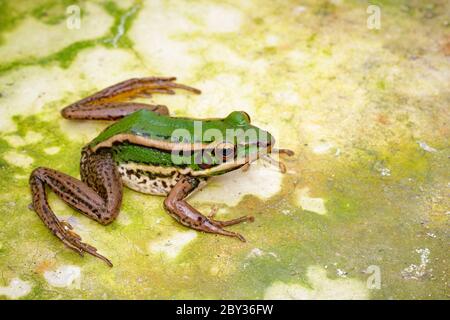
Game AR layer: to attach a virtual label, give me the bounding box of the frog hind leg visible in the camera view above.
[62,102,170,120]
[61,76,201,120]
[29,149,122,267]
[163,177,254,242]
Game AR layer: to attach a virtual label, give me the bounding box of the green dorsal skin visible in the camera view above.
[112,143,203,171]
[89,109,273,147]
[113,143,175,166]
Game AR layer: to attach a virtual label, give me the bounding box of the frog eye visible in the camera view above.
[215,143,235,161]
[221,147,234,158]
[242,111,251,123]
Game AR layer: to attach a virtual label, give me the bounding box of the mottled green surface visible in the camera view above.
[0,0,449,299]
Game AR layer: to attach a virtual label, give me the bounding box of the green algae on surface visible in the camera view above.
[0,0,449,300]
[0,0,142,73]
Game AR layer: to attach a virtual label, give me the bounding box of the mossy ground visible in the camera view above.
[0,0,448,299]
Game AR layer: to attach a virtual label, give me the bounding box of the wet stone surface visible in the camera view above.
[0,0,448,299]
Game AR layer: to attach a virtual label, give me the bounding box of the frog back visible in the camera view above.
[88,109,255,148]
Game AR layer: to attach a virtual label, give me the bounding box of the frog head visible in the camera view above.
[192,111,280,175]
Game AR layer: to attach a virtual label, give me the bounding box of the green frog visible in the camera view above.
[29,77,293,266]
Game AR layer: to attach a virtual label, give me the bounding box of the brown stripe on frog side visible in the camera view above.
[90,133,222,153]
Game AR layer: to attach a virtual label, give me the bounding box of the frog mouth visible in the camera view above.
[210,144,293,174]
[210,140,294,174]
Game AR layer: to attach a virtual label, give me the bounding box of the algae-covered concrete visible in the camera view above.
[0,0,448,299]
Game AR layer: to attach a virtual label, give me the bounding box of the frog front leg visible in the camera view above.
[29,149,122,266]
[163,177,254,242]
[61,76,200,120]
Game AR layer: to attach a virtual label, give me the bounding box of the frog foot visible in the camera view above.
[29,166,118,267]
[273,148,295,157]
[54,223,112,267]
[208,205,219,218]
[60,76,201,120]
[60,220,82,240]
[192,215,254,242]
[164,177,255,242]
[261,154,287,173]
[209,215,255,242]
